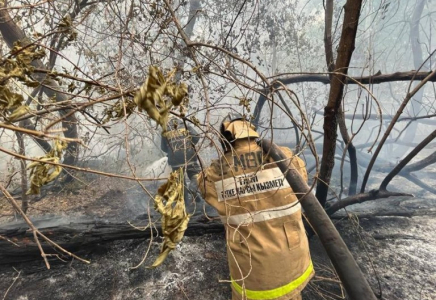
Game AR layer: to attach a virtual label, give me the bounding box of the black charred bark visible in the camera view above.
[0,215,223,264]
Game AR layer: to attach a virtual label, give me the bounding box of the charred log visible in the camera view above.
[330,209,436,220]
[0,215,223,264]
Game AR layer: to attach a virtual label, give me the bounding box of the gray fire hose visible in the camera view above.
[259,139,377,300]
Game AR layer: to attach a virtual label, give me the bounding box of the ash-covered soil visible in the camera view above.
[0,234,230,300]
[1,172,436,300]
[1,206,435,300]
[341,215,436,300]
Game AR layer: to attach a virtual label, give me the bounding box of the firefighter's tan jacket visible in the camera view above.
[198,139,314,300]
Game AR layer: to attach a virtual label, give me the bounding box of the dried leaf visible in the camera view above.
[148,168,190,268]
[102,99,136,123]
[166,83,188,106]
[134,66,188,131]
[26,140,68,195]
[0,42,46,118]
[0,87,20,106]
[7,105,30,121]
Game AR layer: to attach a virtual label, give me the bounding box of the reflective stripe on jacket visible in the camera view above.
[198,139,314,300]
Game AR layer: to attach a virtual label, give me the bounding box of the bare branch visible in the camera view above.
[380,130,436,191]
[360,68,436,192]
[326,190,412,216]
[270,70,436,85]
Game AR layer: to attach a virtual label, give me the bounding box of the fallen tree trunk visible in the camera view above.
[0,215,223,265]
[2,205,434,265]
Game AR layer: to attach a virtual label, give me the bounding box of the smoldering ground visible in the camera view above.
[1,194,436,300]
[1,144,435,300]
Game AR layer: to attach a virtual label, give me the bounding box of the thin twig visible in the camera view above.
[0,234,20,247]
[0,184,91,269]
[0,123,83,144]
[2,269,21,300]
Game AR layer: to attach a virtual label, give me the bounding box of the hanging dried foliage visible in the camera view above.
[149,168,190,268]
[102,98,137,123]
[58,15,78,44]
[134,66,188,131]
[0,42,45,121]
[7,105,30,121]
[26,140,68,195]
[0,86,25,119]
[102,66,187,125]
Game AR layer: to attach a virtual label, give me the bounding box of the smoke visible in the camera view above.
[140,157,172,179]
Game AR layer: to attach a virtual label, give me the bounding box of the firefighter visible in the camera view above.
[161,117,203,213]
[197,117,314,300]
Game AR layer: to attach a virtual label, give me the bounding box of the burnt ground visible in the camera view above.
[1,176,436,300]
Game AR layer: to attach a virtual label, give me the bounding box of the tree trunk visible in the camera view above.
[20,119,52,153]
[0,1,79,173]
[393,0,427,158]
[337,109,358,195]
[174,0,201,81]
[276,91,300,152]
[323,0,358,196]
[253,94,267,128]
[323,0,335,73]
[316,0,363,207]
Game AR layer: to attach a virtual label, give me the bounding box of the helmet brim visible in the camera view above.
[222,120,259,140]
